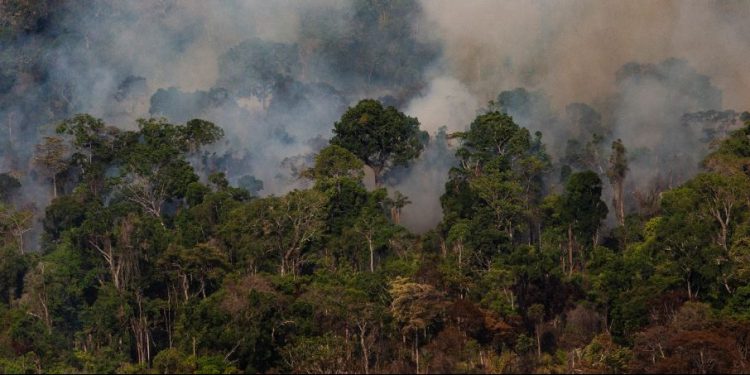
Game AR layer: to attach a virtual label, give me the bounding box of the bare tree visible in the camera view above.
[122,174,168,221]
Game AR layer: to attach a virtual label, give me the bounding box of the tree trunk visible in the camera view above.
[568,224,574,276]
[359,323,370,375]
[368,236,375,273]
[131,294,151,365]
[52,174,57,198]
[536,324,541,358]
[37,264,51,333]
[618,183,625,226]
[723,276,733,294]
[457,243,462,272]
[165,288,174,348]
[15,229,24,254]
[414,331,419,374]
[181,274,189,302]
[719,220,728,252]
[613,180,625,226]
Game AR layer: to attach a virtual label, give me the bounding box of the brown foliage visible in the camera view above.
[220,274,276,315]
[422,326,471,373]
[631,302,749,373]
[445,299,485,340]
[559,304,604,350]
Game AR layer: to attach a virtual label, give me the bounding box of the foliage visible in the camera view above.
[2,114,750,374]
[331,99,425,184]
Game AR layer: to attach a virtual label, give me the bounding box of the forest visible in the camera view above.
[2,0,750,374]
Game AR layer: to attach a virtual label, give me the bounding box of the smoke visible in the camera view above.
[387,129,456,233]
[418,0,750,109]
[407,0,750,224]
[404,77,478,134]
[1,0,749,241]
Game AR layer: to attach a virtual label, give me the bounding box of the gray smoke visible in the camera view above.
[1,0,749,242]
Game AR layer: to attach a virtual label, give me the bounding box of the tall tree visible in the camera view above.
[305,145,370,238]
[561,171,608,275]
[56,114,122,196]
[157,242,229,302]
[442,111,548,248]
[120,118,223,222]
[226,189,328,276]
[527,303,544,358]
[607,139,628,227]
[655,173,750,297]
[33,136,68,198]
[354,205,391,273]
[389,277,446,373]
[469,167,524,239]
[331,99,425,185]
[0,203,33,253]
[385,191,410,225]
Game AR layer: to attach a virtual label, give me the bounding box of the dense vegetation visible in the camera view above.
[1,98,750,373]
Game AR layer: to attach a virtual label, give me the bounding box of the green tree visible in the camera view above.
[0,203,33,253]
[446,220,470,272]
[304,144,364,191]
[453,111,531,171]
[282,333,350,373]
[561,171,608,275]
[687,173,750,254]
[656,189,720,300]
[303,145,370,242]
[157,242,229,302]
[354,204,391,273]
[527,303,544,358]
[118,118,223,222]
[469,166,524,240]
[441,111,547,249]
[607,139,628,227]
[224,189,327,276]
[653,172,750,299]
[331,99,425,185]
[56,114,116,178]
